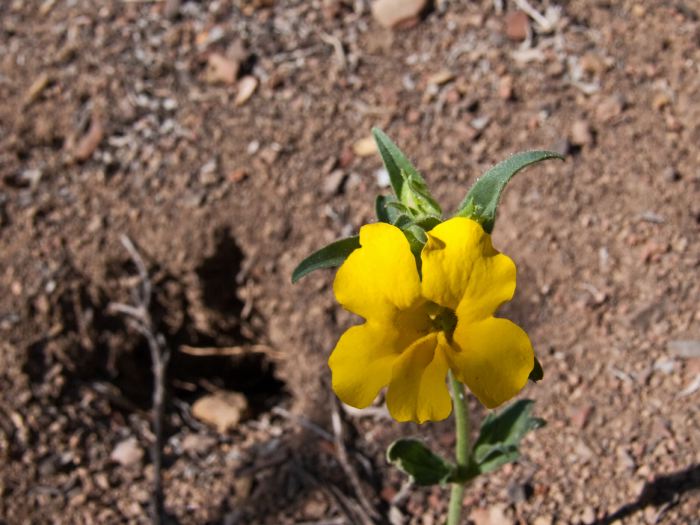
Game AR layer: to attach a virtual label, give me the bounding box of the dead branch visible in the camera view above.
[109,234,171,525]
[330,397,379,524]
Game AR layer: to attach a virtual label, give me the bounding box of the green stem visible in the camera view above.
[447,371,470,525]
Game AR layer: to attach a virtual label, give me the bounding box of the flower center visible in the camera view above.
[428,304,457,340]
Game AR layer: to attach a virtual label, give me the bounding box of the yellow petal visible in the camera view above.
[329,322,399,409]
[385,333,452,423]
[448,317,534,408]
[334,222,422,322]
[421,217,516,322]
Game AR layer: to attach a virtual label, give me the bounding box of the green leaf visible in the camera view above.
[414,215,442,231]
[291,236,360,283]
[387,438,455,486]
[372,128,442,216]
[456,150,564,233]
[529,356,543,382]
[472,400,545,474]
[385,200,413,218]
[401,171,442,217]
[374,195,405,224]
[474,444,521,474]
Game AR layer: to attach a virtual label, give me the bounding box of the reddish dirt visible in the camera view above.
[1,1,699,524]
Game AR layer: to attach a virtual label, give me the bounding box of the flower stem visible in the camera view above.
[447,371,470,525]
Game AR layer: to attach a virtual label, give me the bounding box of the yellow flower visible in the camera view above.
[329,217,534,423]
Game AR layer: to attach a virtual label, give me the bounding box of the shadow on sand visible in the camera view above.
[593,463,700,524]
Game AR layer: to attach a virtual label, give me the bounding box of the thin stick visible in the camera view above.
[111,235,171,525]
[330,398,378,524]
[513,0,554,32]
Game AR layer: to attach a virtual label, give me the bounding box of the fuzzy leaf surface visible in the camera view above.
[291,236,360,283]
[456,151,564,233]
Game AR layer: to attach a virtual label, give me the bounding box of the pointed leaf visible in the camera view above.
[414,215,442,231]
[372,128,441,216]
[375,195,397,223]
[291,236,360,283]
[372,127,423,198]
[472,400,545,474]
[456,150,564,233]
[385,201,412,218]
[473,444,521,474]
[402,171,442,217]
[387,438,455,486]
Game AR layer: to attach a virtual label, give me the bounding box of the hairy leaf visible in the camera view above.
[372,128,441,216]
[291,236,360,283]
[472,400,545,474]
[456,151,564,233]
[387,438,454,486]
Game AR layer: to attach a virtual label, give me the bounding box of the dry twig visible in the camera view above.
[109,235,171,525]
[330,398,379,525]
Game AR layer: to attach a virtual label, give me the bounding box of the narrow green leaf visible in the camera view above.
[529,356,544,382]
[385,200,412,218]
[291,236,360,283]
[474,444,521,474]
[375,195,395,223]
[402,172,442,217]
[372,127,423,198]
[456,150,564,233]
[472,400,545,474]
[414,215,442,231]
[372,128,442,216]
[387,438,455,486]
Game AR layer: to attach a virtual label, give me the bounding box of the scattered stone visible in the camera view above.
[73,115,104,162]
[427,69,455,86]
[110,437,143,467]
[679,374,700,397]
[498,75,514,100]
[639,211,664,224]
[247,140,260,155]
[667,340,700,359]
[181,433,217,455]
[504,11,530,41]
[506,481,532,504]
[163,0,181,18]
[595,94,625,122]
[617,446,636,470]
[640,240,669,263]
[234,75,258,106]
[323,169,346,196]
[353,136,377,157]
[24,72,51,106]
[662,167,681,182]
[338,146,354,168]
[653,357,675,374]
[533,517,553,525]
[371,0,427,29]
[552,138,571,156]
[580,506,596,524]
[205,53,239,85]
[192,391,248,433]
[375,168,391,188]
[580,53,605,76]
[199,159,219,186]
[570,403,593,430]
[469,504,513,525]
[3,169,42,189]
[229,169,248,183]
[570,119,593,146]
[665,114,682,132]
[652,92,671,111]
[470,116,491,131]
